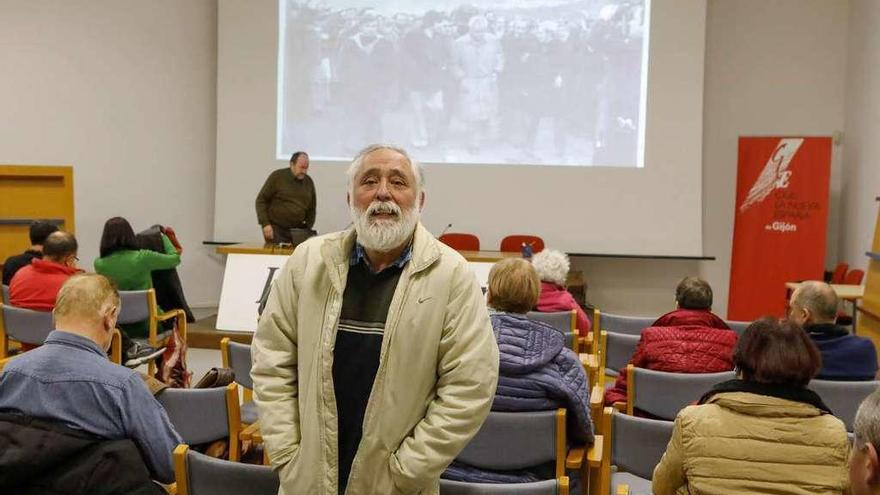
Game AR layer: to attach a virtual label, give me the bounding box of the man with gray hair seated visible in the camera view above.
[789,280,878,380]
[851,389,880,495]
[0,273,181,489]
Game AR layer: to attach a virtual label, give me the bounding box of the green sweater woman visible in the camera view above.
[95,217,180,339]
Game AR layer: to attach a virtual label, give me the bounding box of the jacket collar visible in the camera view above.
[30,258,80,276]
[699,379,832,414]
[805,323,850,339]
[320,223,440,292]
[44,330,108,359]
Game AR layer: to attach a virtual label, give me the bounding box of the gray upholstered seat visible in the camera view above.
[117,290,152,324]
[457,410,558,470]
[227,340,254,390]
[527,311,576,350]
[240,400,259,424]
[157,387,232,445]
[630,367,735,420]
[606,410,675,494]
[182,447,278,495]
[724,320,750,335]
[1,304,54,348]
[810,378,880,431]
[441,478,561,494]
[1,285,9,305]
[599,313,654,336]
[604,332,640,377]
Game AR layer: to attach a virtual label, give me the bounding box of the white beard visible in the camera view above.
[350,200,420,252]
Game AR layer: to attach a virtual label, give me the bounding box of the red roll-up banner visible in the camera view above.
[727,137,832,321]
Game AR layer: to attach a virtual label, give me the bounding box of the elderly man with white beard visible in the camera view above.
[251,144,499,495]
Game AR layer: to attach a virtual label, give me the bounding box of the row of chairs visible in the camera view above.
[439,233,546,253]
[0,287,184,375]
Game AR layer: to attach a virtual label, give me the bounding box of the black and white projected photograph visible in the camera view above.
[277,0,649,167]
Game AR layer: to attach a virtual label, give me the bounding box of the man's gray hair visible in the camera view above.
[793,281,838,322]
[854,389,880,450]
[346,143,425,196]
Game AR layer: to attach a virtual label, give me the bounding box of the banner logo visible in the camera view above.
[739,138,804,212]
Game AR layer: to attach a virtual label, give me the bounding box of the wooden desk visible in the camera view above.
[215,243,295,256]
[784,282,864,301]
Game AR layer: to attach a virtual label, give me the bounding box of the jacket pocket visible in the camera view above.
[276,448,301,486]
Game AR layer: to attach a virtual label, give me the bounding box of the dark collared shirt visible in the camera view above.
[349,242,413,270]
[0,330,181,483]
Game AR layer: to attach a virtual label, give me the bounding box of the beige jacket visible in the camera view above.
[250,224,499,495]
[652,391,849,495]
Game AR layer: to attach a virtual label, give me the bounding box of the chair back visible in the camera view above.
[226,340,253,390]
[499,235,545,253]
[724,320,750,335]
[439,233,480,251]
[611,410,674,479]
[158,385,234,445]
[456,410,560,471]
[830,263,849,284]
[600,313,654,336]
[440,479,562,495]
[1,305,54,346]
[605,332,641,375]
[527,311,576,350]
[117,290,152,325]
[1,285,8,305]
[630,367,735,420]
[182,447,278,495]
[845,269,865,285]
[810,379,880,431]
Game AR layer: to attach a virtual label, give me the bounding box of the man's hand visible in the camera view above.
[262,225,274,243]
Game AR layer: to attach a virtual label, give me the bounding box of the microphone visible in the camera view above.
[438,223,453,237]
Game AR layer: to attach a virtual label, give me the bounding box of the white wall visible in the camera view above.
[0,0,223,306]
[841,0,880,267]
[577,0,849,317]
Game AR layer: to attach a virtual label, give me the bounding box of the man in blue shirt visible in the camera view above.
[0,273,181,483]
[790,280,879,381]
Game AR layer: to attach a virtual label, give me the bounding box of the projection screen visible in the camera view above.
[215,0,707,256]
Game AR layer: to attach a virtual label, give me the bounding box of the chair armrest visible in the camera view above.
[616,484,630,495]
[164,483,177,495]
[587,435,603,467]
[590,384,604,408]
[565,446,584,470]
[240,421,260,442]
[157,309,185,322]
[612,402,626,413]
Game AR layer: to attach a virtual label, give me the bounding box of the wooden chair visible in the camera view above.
[597,407,675,495]
[625,365,735,419]
[0,304,53,358]
[599,312,655,336]
[724,319,751,335]
[173,444,278,495]
[441,478,566,494]
[603,331,640,381]
[1,285,8,305]
[220,337,258,426]
[809,378,880,431]
[117,288,187,375]
[439,233,480,251]
[449,409,602,495]
[499,235,545,253]
[157,383,242,462]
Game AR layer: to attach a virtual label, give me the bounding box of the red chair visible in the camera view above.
[499,235,545,253]
[830,263,849,284]
[844,269,865,285]
[439,233,480,251]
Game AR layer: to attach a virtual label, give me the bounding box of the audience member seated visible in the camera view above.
[531,249,591,336]
[0,274,181,486]
[94,217,180,362]
[9,231,81,311]
[653,318,849,494]
[605,277,737,406]
[790,280,878,380]
[1,220,58,285]
[443,258,592,484]
[851,389,880,495]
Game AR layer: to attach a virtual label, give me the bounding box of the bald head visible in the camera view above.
[790,281,838,325]
[53,274,119,351]
[43,231,78,264]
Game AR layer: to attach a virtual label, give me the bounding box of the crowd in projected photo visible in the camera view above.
[279,0,647,166]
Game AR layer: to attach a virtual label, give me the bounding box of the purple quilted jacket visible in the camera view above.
[443,312,593,484]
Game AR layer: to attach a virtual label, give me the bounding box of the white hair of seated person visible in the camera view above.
[530,249,570,287]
